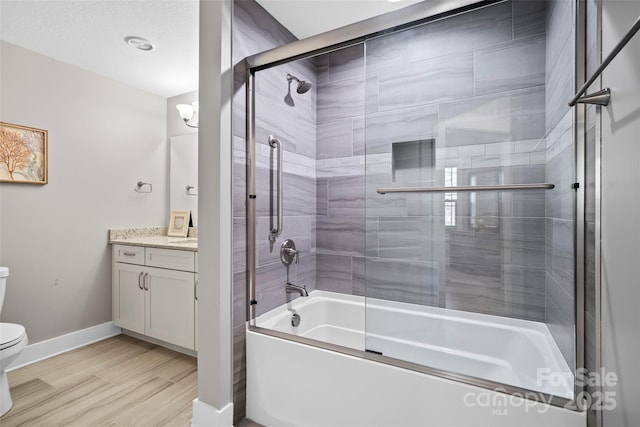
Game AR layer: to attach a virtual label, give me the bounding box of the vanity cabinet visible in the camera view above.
[112,244,196,350]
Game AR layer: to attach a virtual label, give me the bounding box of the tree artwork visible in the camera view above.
[0,122,48,184]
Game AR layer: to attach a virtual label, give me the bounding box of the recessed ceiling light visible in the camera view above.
[124,36,154,51]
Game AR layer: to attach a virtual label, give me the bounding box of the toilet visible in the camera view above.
[0,267,28,417]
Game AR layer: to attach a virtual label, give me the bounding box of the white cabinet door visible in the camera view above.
[144,266,195,350]
[113,263,145,334]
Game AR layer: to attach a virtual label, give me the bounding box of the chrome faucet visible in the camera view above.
[286,282,308,297]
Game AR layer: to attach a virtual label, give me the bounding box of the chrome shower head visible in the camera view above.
[296,80,312,94]
[286,73,312,94]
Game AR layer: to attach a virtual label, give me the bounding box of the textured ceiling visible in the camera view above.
[0,0,199,98]
[256,0,425,40]
[0,0,422,99]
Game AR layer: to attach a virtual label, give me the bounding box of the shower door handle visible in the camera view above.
[269,135,283,242]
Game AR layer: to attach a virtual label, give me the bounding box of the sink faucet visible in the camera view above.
[286,282,308,297]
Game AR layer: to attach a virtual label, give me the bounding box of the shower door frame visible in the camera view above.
[244,0,587,411]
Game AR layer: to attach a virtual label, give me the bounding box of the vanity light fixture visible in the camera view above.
[176,101,199,128]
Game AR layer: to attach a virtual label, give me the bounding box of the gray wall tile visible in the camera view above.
[474,35,546,96]
[327,44,364,83]
[378,52,474,110]
[316,178,328,215]
[327,174,365,217]
[405,1,513,64]
[366,258,440,306]
[316,253,352,293]
[317,119,353,159]
[366,104,439,154]
[316,216,365,256]
[546,33,575,131]
[513,0,547,39]
[317,77,364,123]
[439,87,545,147]
[378,217,441,261]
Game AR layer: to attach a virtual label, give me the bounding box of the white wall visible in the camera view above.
[0,41,168,343]
[600,1,640,426]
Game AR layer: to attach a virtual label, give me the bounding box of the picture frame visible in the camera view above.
[0,122,48,184]
[168,210,191,237]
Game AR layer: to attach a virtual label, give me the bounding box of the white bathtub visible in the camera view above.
[247,291,585,427]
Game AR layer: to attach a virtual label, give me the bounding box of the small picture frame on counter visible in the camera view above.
[168,210,192,237]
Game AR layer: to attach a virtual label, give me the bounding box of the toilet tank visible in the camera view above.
[0,267,8,313]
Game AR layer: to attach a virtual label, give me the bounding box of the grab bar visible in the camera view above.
[269,135,283,242]
[377,183,555,194]
[569,15,640,106]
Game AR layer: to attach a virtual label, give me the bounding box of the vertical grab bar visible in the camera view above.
[269,135,283,242]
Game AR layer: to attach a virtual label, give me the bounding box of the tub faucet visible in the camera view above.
[286,282,308,297]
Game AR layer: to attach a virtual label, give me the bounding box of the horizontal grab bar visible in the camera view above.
[377,183,555,194]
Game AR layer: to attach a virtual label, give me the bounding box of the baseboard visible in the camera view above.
[191,399,234,427]
[7,322,122,371]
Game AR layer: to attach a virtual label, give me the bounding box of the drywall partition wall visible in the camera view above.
[0,41,167,343]
[195,0,234,420]
[601,1,640,426]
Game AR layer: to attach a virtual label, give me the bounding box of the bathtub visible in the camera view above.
[247,291,585,427]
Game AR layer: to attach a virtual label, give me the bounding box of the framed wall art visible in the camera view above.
[0,122,48,184]
[168,210,192,237]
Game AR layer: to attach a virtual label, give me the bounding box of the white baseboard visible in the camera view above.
[7,322,121,371]
[191,399,234,427]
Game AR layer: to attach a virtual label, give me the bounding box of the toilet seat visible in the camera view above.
[0,323,26,351]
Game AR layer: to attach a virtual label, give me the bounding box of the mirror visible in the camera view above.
[170,133,198,226]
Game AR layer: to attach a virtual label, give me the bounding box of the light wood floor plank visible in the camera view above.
[110,371,197,426]
[1,334,197,426]
[96,346,177,386]
[1,376,114,426]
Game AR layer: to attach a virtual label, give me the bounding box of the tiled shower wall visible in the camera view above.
[314,44,367,296]
[231,0,316,421]
[544,0,577,371]
[315,1,550,322]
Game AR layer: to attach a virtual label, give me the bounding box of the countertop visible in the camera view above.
[109,227,197,251]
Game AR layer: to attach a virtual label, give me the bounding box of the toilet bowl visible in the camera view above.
[0,267,28,417]
[1,323,27,416]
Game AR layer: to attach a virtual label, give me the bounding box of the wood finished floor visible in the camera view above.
[1,334,198,426]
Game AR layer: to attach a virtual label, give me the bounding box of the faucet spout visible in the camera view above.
[286,283,308,297]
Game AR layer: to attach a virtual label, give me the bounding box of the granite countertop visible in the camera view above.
[109,227,198,251]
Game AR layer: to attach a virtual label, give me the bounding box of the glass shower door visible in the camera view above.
[363,1,576,400]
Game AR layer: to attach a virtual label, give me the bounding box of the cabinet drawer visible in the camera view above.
[146,247,195,272]
[113,245,145,265]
